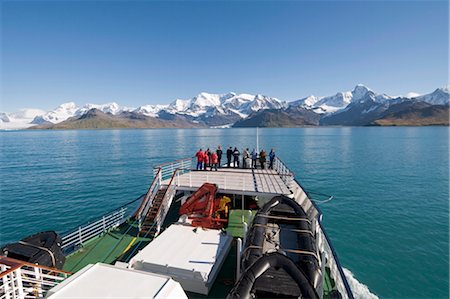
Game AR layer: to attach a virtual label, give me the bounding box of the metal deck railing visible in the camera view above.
[175,169,252,190]
[135,168,162,231]
[152,157,193,181]
[273,156,295,188]
[0,256,72,299]
[60,198,141,255]
[152,171,178,235]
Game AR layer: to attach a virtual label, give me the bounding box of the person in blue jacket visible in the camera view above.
[251,149,258,169]
[269,149,276,169]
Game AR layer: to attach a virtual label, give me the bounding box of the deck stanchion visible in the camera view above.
[78,227,83,245]
[241,194,245,222]
[242,222,248,246]
[120,208,126,226]
[102,216,106,233]
[2,271,9,299]
[16,268,24,299]
[34,267,43,297]
[236,238,242,281]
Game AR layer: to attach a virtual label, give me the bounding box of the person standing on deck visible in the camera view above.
[232,147,240,168]
[203,149,209,171]
[210,152,218,171]
[251,149,258,169]
[216,146,223,168]
[243,148,250,169]
[206,148,212,168]
[269,149,276,169]
[226,147,233,168]
[259,149,267,169]
[195,149,204,170]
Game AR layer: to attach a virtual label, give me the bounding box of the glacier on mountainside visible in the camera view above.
[0,108,46,130]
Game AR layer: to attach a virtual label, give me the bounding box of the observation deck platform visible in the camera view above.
[162,167,292,196]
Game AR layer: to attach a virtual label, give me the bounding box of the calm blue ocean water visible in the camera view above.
[0,127,448,298]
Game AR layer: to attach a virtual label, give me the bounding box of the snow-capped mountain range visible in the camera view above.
[1,92,287,129]
[291,84,407,114]
[148,92,285,118]
[30,102,135,124]
[1,85,448,129]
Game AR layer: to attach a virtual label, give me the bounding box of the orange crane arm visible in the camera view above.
[179,183,228,229]
[179,183,218,216]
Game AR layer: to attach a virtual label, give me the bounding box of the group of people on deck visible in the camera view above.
[195,146,276,171]
[195,146,222,171]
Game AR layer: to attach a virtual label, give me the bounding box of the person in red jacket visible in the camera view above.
[195,149,204,170]
[203,150,209,171]
[210,152,218,171]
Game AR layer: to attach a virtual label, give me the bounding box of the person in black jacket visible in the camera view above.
[216,146,223,168]
[206,148,212,168]
[233,147,240,168]
[226,147,233,168]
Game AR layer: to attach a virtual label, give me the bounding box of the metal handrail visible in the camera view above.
[152,170,179,236]
[0,257,72,277]
[135,168,162,229]
[273,157,295,187]
[153,157,193,181]
[61,206,129,254]
[62,212,124,247]
[0,256,72,299]
[135,158,192,234]
[174,168,294,177]
[153,157,194,169]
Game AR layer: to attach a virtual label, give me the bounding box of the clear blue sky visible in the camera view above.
[1,0,448,112]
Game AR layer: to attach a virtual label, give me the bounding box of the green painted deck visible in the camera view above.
[63,201,202,273]
[63,221,152,273]
[226,209,256,238]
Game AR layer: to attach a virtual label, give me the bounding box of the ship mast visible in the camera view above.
[256,127,259,153]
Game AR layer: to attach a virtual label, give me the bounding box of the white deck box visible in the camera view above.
[129,224,233,295]
[46,263,187,299]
